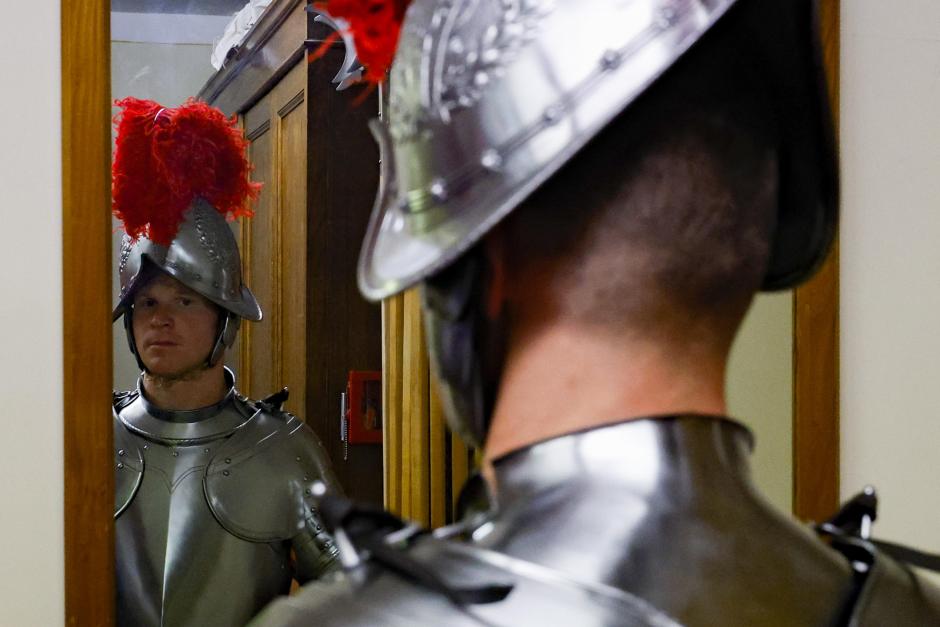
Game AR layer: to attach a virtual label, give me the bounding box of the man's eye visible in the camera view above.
[136,298,156,308]
[179,298,193,307]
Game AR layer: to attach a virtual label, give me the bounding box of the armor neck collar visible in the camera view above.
[119,367,255,444]
[490,414,755,504]
[137,367,237,422]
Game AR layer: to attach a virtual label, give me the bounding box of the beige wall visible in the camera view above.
[728,293,793,513]
[841,0,940,554]
[0,1,64,624]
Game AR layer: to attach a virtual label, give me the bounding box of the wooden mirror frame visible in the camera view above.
[60,1,840,623]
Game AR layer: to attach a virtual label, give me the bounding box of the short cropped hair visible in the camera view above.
[502,29,779,340]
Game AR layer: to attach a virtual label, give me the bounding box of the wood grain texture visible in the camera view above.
[451,432,471,516]
[403,289,431,525]
[429,370,447,528]
[275,67,307,416]
[793,0,840,522]
[62,1,114,624]
[383,296,404,514]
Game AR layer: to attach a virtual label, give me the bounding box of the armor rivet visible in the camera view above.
[480,149,503,171]
[212,281,220,288]
[195,274,202,281]
[657,7,678,29]
[204,448,210,453]
[429,179,448,202]
[600,49,622,70]
[172,451,179,457]
[117,463,124,469]
[118,449,125,456]
[543,105,562,125]
[143,444,149,450]
[303,476,309,482]
[304,489,311,495]
[296,456,302,462]
[225,457,232,464]
[223,470,230,476]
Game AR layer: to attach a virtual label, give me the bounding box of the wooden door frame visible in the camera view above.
[62,1,113,625]
[61,0,840,622]
[793,0,840,522]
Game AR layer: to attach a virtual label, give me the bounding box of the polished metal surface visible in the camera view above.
[358,0,837,300]
[255,415,940,625]
[117,369,252,445]
[114,197,262,322]
[114,373,339,627]
[114,198,261,369]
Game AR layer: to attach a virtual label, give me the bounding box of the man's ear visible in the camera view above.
[482,227,508,322]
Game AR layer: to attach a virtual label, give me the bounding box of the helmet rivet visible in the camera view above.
[543,105,562,125]
[481,149,503,171]
[117,463,124,469]
[657,7,678,29]
[118,449,125,456]
[212,281,220,288]
[225,458,232,464]
[600,49,622,70]
[172,451,179,457]
[195,274,202,281]
[223,470,230,476]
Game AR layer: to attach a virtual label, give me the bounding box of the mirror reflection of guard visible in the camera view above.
[340,371,382,460]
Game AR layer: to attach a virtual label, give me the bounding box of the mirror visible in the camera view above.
[59,0,837,622]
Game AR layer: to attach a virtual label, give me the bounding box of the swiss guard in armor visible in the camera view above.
[256,0,940,625]
[111,98,340,626]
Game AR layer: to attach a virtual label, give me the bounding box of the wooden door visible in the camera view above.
[239,60,308,418]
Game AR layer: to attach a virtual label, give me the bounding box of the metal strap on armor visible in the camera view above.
[254,488,683,627]
[816,487,940,624]
[113,391,144,518]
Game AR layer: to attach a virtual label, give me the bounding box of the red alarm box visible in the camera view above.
[341,370,382,446]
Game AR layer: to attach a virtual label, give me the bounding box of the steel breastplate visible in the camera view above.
[113,379,323,627]
[257,415,940,626]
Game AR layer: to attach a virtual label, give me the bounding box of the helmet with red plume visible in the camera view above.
[111,97,262,371]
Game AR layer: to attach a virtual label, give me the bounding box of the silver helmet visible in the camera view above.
[114,198,262,369]
[358,0,837,300]
[354,0,837,447]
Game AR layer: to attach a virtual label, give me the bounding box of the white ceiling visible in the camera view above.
[111,0,247,16]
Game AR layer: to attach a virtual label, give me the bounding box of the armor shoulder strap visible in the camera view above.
[848,549,940,624]
[205,400,338,542]
[255,524,680,626]
[255,491,680,626]
[113,392,144,518]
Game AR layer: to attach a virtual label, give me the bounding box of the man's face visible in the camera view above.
[131,273,220,377]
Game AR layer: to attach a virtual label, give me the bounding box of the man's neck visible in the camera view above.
[484,323,729,462]
[141,363,229,411]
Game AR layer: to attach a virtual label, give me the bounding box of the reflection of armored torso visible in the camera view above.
[257,416,940,626]
[114,372,339,627]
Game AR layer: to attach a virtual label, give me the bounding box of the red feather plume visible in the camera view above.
[112,97,262,245]
[314,0,412,84]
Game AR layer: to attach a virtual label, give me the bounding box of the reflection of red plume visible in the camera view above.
[314,0,412,84]
[112,97,261,245]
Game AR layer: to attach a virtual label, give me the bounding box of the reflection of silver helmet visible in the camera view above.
[114,198,262,369]
[359,0,837,300]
